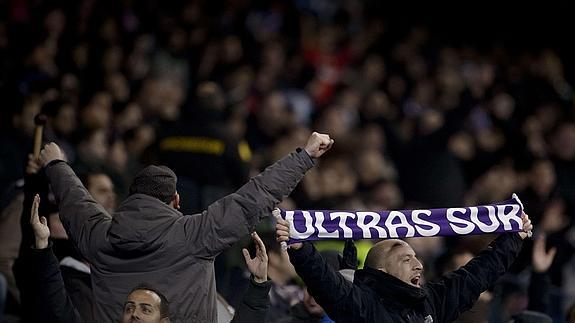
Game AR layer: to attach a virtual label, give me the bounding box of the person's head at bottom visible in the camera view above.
[364,239,423,287]
[122,285,170,323]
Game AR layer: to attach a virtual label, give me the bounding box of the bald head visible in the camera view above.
[364,239,423,288]
[364,239,406,269]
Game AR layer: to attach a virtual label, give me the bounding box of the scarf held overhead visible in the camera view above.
[281,194,525,242]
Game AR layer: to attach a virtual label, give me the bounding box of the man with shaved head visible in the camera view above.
[363,239,424,288]
[276,213,533,322]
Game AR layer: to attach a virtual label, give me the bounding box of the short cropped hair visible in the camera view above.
[129,284,170,319]
[129,165,177,204]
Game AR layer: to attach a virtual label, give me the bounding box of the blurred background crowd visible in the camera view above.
[1,0,574,322]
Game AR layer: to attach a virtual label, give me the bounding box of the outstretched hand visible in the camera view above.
[243,232,269,283]
[304,132,334,158]
[30,194,50,249]
[532,233,557,273]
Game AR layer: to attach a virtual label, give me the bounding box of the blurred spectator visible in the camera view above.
[435,250,492,323]
[1,1,575,322]
[41,98,77,163]
[155,81,251,213]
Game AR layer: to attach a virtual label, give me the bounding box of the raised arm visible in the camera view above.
[425,213,532,322]
[40,143,110,260]
[184,132,333,258]
[277,218,363,322]
[19,153,49,254]
[231,232,272,323]
[25,195,83,323]
[528,233,556,313]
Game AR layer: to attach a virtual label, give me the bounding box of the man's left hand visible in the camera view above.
[518,212,533,240]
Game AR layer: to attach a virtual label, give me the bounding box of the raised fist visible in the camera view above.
[304,132,334,158]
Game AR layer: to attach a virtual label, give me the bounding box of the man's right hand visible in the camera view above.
[276,218,302,250]
[30,194,50,249]
[532,233,557,273]
[39,142,65,167]
[304,132,334,158]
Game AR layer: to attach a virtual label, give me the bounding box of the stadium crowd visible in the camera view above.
[1,0,574,322]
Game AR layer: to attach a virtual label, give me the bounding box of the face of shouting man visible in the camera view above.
[365,239,423,287]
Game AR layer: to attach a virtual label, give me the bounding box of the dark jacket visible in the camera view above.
[26,244,272,323]
[156,121,250,189]
[282,302,324,323]
[231,278,272,323]
[288,233,524,323]
[44,148,315,323]
[60,259,93,321]
[24,245,82,323]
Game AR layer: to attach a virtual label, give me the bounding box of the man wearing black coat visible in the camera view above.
[276,214,533,323]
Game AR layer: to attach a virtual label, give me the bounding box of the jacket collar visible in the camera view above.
[355,267,427,307]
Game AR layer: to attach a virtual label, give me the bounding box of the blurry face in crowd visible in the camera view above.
[53,103,76,136]
[122,289,169,323]
[87,174,116,212]
[370,240,424,288]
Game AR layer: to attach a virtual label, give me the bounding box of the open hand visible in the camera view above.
[30,194,50,249]
[532,233,557,273]
[243,232,269,283]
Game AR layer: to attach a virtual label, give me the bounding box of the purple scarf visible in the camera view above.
[280,194,524,243]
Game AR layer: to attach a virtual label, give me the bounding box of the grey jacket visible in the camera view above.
[45,149,314,322]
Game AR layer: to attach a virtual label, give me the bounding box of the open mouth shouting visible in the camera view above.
[410,275,421,287]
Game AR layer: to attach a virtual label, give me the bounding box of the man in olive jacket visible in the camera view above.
[39,132,334,323]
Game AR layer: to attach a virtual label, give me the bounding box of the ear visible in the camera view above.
[160,318,171,323]
[173,192,180,210]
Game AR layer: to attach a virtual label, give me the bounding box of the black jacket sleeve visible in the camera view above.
[288,242,363,322]
[230,278,272,323]
[22,245,83,323]
[13,170,51,322]
[425,233,523,323]
[528,271,551,313]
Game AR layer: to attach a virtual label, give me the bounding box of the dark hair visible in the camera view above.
[129,284,170,319]
[129,165,177,204]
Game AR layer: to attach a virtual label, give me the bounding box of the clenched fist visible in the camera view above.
[518,212,533,240]
[304,132,334,158]
[39,142,65,167]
